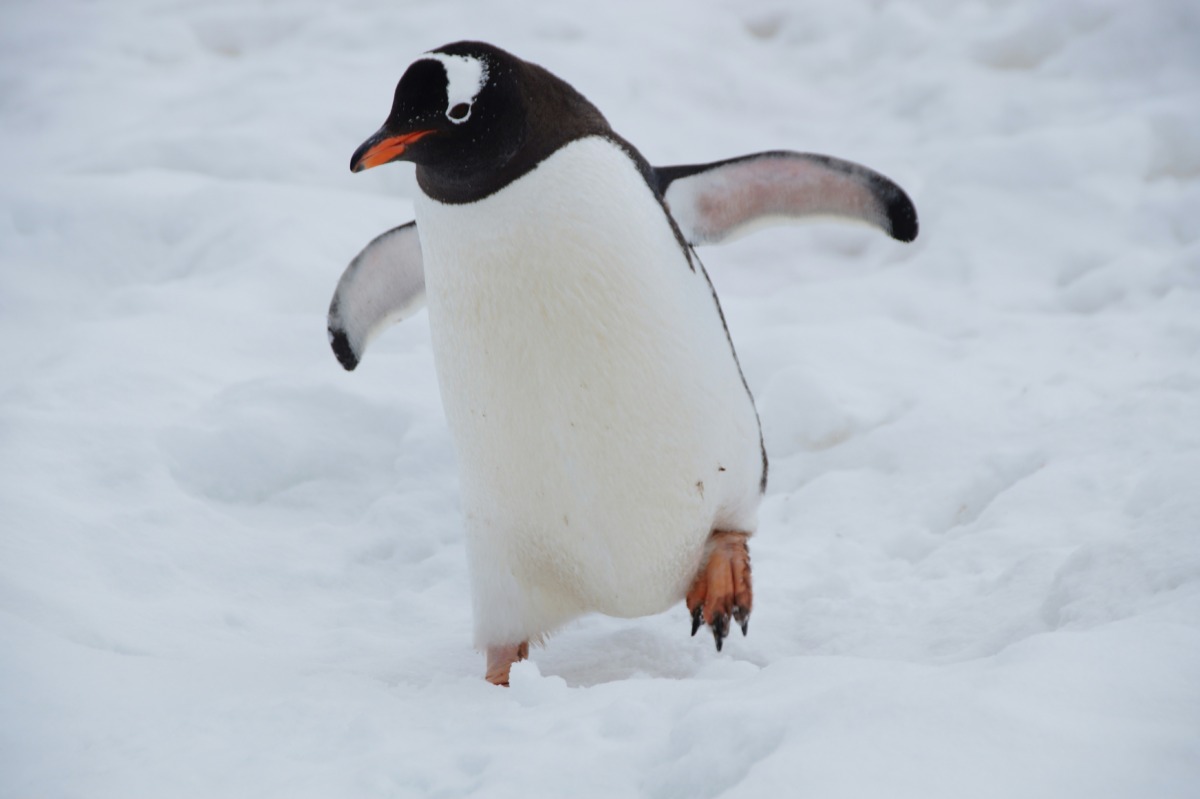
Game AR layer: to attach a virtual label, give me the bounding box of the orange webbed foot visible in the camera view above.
[485,641,529,686]
[686,530,752,651]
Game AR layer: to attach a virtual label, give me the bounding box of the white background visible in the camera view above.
[2,1,1198,796]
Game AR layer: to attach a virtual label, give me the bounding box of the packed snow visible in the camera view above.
[2,0,1199,797]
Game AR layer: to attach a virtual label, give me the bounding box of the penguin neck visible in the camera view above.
[415,146,526,205]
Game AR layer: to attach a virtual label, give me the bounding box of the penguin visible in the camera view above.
[328,41,918,685]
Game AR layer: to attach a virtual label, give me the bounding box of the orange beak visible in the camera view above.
[350,129,436,172]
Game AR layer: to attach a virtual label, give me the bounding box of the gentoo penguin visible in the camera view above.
[328,41,918,685]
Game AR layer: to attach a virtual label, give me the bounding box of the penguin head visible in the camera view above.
[350,42,525,180]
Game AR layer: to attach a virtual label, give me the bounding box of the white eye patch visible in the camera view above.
[420,52,488,124]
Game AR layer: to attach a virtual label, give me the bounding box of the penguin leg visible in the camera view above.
[485,641,529,686]
[686,530,752,652]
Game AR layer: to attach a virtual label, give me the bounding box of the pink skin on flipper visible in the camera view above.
[667,156,887,246]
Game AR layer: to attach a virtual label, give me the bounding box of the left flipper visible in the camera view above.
[655,151,918,246]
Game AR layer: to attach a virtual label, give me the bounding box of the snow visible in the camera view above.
[1,0,1198,796]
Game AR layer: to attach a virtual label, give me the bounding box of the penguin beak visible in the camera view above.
[350,127,436,172]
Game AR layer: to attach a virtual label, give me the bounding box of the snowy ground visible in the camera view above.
[2,0,1199,796]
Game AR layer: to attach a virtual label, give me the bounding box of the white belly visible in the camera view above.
[414,137,762,646]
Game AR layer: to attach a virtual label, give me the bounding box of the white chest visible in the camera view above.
[413,137,761,636]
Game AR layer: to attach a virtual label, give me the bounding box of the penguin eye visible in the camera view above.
[448,102,471,121]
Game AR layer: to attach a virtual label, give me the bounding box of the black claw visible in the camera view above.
[711,615,728,652]
[690,604,703,636]
[733,605,750,636]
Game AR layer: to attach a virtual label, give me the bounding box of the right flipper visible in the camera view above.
[327,221,425,371]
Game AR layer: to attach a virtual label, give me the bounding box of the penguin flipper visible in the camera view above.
[655,152,918,246]
[327,221,425,371]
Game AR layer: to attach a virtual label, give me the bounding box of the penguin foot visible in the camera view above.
[686,530,752,652]
[485,641,529,686]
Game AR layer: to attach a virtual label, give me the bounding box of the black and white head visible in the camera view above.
[349,41,612,203]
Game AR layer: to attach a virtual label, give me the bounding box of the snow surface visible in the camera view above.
[2,0,1199,797]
